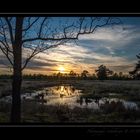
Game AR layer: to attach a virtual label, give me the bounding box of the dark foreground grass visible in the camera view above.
[1,100,140,123]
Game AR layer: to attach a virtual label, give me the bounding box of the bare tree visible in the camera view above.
[0,17,121,122]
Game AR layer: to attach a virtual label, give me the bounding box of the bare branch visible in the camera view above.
[22,17,115,44]
[4,17,14,45]
[0,17,122,71]
[22,17,40,31]
[0,42,13,66]
[38,17,48,37]
[21,40,66,70]
[76,17,112,38]
[22,48,38,70]
[0,20,13,53]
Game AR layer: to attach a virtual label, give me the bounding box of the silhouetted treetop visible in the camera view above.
[129,53,140,75]
[95,65,113,80]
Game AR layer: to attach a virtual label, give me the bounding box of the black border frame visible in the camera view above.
[0,12,140,137]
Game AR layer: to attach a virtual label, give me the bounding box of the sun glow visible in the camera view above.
[58,66,65,73]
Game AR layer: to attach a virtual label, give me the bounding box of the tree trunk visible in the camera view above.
[10,17,24,123]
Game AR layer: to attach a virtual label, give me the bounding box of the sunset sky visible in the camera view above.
[0,17,140,75]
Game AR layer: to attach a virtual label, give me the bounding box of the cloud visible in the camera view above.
[1,21,140,75]
[26,59,57,68]
[79,25,138,42]
[78,25,140,56]
[43,43,136,73]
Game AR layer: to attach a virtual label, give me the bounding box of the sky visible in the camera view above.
[0,17,140,75]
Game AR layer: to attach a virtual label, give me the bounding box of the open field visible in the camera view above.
[1,79,140,96]
[0,79,140,123]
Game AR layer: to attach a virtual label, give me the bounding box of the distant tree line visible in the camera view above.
[0,65,134,80]
[2,51,140,81]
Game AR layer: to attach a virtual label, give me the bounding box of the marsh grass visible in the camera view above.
[74,81,140,102]
[100,101,126,113]
[21,101,95,123]
[0,100,140,123]
[1,80,140,123]
[21,102,140,123]
[0,101,11,122]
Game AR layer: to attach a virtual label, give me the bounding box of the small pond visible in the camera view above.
[0,85,139,111]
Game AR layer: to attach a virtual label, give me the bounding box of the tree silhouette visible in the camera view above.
[81,70,89,79]
[95,65,113,80]
[69,70,77,79]
[0,17,121,122]
[56,72,63,79]
[110,72,119,80]
[129,53,140,79]
[92,73,97,80]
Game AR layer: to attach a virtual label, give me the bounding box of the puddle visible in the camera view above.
[0,85,139,111]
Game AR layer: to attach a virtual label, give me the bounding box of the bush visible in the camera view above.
[100,101,126,113]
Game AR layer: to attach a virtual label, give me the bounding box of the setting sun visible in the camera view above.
[58,66,65,73]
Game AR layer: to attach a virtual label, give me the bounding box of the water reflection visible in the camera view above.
[28,85,82,107]
[0,85,139,111]
[76,96,138,110]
